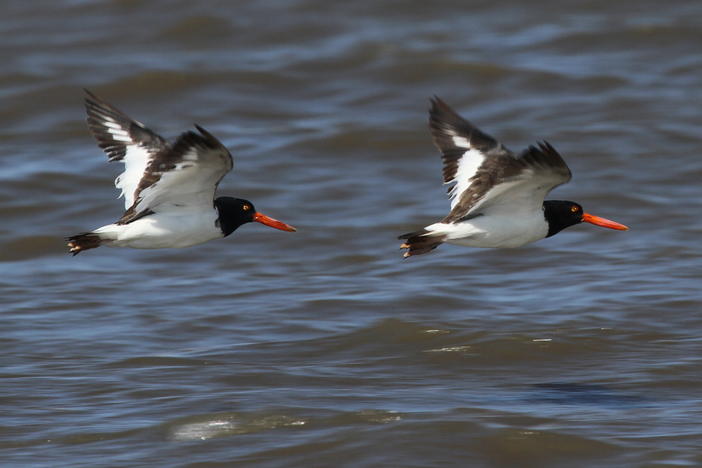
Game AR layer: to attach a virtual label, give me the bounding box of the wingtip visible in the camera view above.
[530,140,566,164]
[83,89,111,113]
[192,124,223,148]
[429,95,452,110]
[429,95,445,113]
[428,96,464,127]
[83,88,101,104]
[429,94,444,105]
[194,124,213,138]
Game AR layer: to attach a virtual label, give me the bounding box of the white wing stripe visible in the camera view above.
[110,134,131,142]
[115,145,153,208]
[447,148,485,209]
[451,135,470,148]
[103,121,124,130]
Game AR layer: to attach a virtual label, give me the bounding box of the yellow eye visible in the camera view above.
[242,205,251,211]
[571,205,579,213]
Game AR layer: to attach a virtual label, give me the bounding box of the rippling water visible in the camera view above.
[2,1,701,466]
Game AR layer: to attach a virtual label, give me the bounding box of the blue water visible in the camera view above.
[1,1,701,466]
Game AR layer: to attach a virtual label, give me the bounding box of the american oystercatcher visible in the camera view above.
[67,90,296,255]
[399,97,628,258]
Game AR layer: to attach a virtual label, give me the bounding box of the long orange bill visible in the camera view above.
[253,212,297,232]
[582,213,629,231]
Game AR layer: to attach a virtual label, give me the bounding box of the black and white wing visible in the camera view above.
[429,97,572,222]
[117,126,233,224]
[85,90,168,210]
[84,90,233,224]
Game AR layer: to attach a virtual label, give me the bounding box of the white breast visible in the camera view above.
[426,210,549,248]
[93,208,222,249]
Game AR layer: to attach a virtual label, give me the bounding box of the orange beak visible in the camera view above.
[253,212,297,232]
[582,213,629,231]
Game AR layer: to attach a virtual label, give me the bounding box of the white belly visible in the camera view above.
[427,212,549,249]
[93,209,222,249]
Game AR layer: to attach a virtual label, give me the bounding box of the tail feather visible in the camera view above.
[66,233,102,255]
[398,229,446,258]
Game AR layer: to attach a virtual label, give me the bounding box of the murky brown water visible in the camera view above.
[1,1,701,466]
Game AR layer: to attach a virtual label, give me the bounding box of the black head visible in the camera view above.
[544,200,629,238]
[215,196,296,237]
[215,197,256,236]
[543,201,584,237]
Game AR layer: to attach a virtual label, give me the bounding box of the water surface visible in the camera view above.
[1,1,701,466]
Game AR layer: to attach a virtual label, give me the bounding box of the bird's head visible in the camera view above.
[215,197,296,237]
[544,200,629,238]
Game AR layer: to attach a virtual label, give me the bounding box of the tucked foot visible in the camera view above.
[398,230,445,258]
[66,233,102,255]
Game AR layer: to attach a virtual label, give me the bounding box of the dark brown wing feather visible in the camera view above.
[429,96,511,187]
[444,141,572,223]
[84,89,166,162]
[118,125,233,224]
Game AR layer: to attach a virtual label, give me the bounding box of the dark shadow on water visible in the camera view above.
[526,382,648,407]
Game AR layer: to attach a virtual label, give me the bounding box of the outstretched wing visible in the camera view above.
[84,89,168,210]
[428,97,571,222]
[445,142,572,222]
[84,90,233,224]
[117,125,233,224]
[429,96,514,211]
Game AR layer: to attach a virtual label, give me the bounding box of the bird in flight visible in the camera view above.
[67,90,295,255]
[399,97,628,258]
